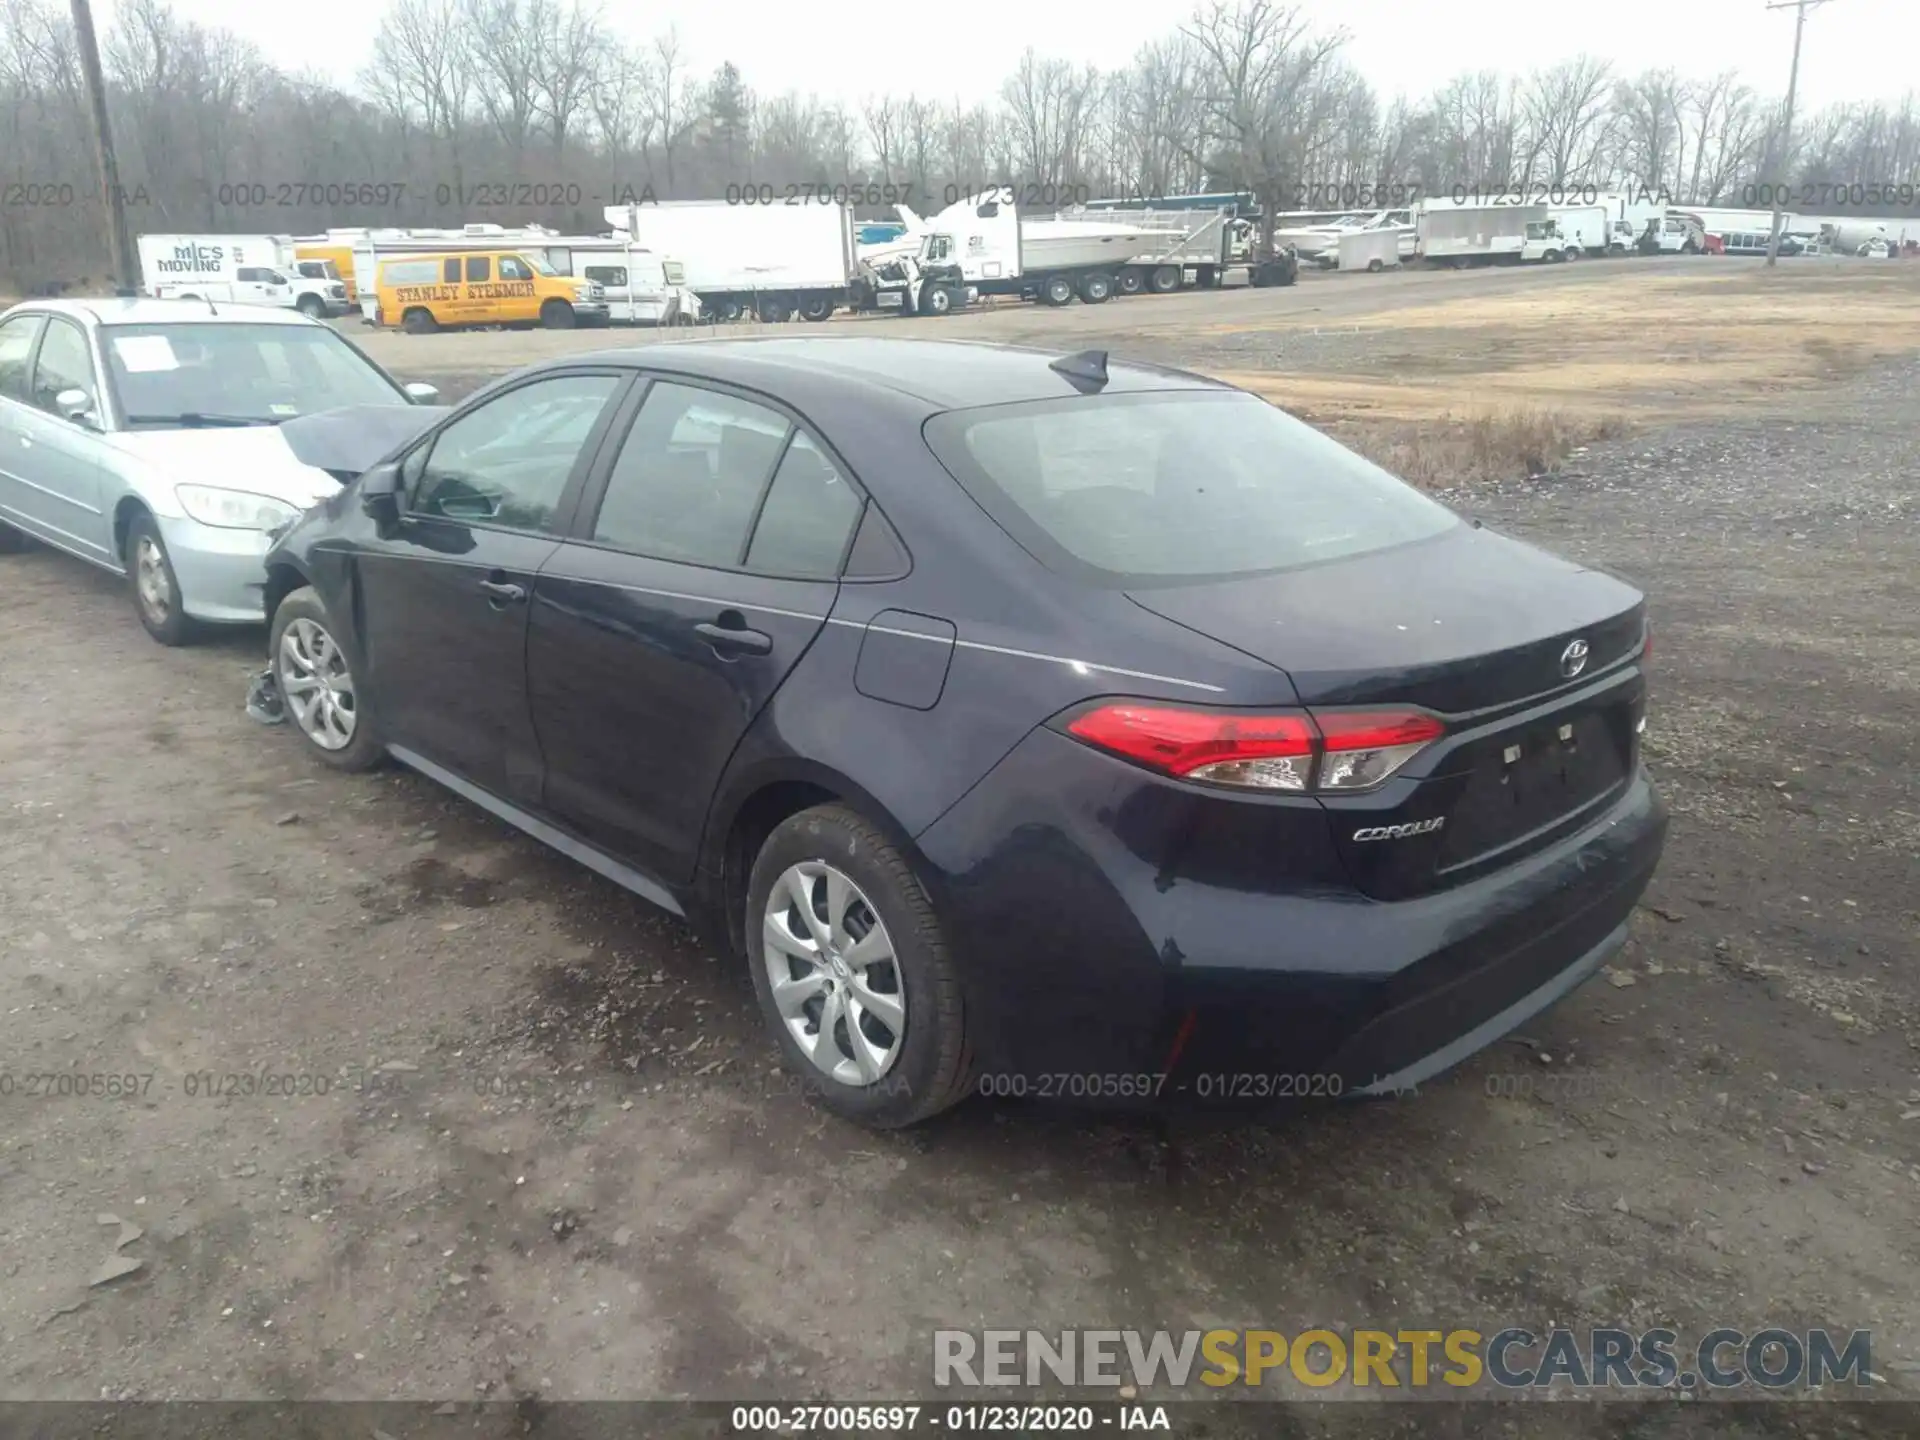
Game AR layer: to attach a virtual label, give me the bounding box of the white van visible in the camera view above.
[135,234,350,318]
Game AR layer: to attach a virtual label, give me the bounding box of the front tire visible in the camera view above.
[296,294,326,319]
[746,805,972,1129]
[540,299,577,329]
[270,585,386,772]
[125,512,199,646]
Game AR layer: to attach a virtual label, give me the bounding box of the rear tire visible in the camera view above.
[756,294,795,324]
[125,512,200,647]
[402,307,437,334]
[1149,265,1181,294]
[1078,272,1114,304]
[270,585,386,773]
[713,297,743,323]
[746,805,972,1129]
[1116,267,1145,296]
[798,294,835,322]
[1040,275,1075,307]
[540,299,577,329]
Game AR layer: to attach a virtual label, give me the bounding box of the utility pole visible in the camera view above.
[70,0,136,293]
[1764,0,1833,268]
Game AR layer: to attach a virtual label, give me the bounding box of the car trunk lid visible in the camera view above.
[1126,524,1649,898]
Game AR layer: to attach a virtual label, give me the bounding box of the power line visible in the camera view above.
[1764,0,1837,268]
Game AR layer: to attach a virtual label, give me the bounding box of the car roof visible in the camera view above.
[534,336,1234,411]
[1,297,322,328]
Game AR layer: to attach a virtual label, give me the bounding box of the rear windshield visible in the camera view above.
[922,390,1458,586]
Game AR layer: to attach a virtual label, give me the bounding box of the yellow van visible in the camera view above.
[294,243,357,302]
[371,250,609,333]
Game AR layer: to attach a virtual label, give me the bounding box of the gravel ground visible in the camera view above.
[1,293,1916,1436]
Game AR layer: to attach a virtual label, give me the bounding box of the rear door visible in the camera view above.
[353,368,630,805]
[527,376,866,883]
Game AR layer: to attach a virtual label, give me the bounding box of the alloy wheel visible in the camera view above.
[762,861,907,1086]
[278,617,358,750]
[134,536,173,623]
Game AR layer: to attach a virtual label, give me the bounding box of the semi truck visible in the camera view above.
[856,188,1265,311]
[136,234,351,316]
[604,200,858,322]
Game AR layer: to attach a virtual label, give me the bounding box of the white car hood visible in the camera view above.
[102,426,345,508]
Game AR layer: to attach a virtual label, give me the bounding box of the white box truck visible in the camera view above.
[1545,203,1612,257]
[1414,201,1550,266]
[604,200,857,323]
[136,234,350,316]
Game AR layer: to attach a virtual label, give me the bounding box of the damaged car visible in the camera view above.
[0,297,445,643]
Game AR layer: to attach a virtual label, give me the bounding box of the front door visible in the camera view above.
[6,315,115,562]
[529,377,867,882]
[354,369,630,805]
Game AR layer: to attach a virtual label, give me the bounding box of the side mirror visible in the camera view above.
[403,381,440,403]
[360,463,403,528]
[55,388,95,423]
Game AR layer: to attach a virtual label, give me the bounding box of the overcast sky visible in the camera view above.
[153,0,1907,116]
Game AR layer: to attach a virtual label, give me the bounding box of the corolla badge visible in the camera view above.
[1353,817,1445,842]
[1559,638,1590,678]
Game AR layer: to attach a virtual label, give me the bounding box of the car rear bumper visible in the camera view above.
[157,514,271,623]
[913,727,1667,1104]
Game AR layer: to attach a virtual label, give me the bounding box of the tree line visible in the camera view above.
[2,0,1915,289]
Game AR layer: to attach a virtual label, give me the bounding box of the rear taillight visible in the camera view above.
[1064,703,1443,793]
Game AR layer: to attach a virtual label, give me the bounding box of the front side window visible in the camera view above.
[411,373,621,531]
[590,381,792,567]
[923,390,1458,586]
[0,313,45,402]
[500,257,534,281]
[29,319,97,419]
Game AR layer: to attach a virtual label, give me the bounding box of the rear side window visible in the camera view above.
[922,390,1457,586]
[590,381,792,567]
[382,260,440,287]
[744,431,863,578]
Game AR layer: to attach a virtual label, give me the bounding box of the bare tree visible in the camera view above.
[1613,68,1687,195]
[1000,47,1101,188]
[1521,55,1614,184]
[1179,0,1350,247]
[531,0,601,158]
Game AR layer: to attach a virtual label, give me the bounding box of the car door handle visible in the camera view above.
[694,620,772,655]
[479,578,526,603]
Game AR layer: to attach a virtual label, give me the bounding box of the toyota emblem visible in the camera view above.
[1559,638,1590,678]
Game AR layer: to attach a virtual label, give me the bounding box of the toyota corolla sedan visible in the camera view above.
[0,297,444,643]
[261,337,1666,1128]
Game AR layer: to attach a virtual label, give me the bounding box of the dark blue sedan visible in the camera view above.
[262,337,1666,1128]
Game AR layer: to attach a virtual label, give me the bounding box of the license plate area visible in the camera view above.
[1437,706,1629,870]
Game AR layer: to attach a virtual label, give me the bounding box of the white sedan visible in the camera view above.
[0,297,444,643]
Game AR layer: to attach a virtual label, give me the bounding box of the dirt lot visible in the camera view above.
[3,259,1918,1434]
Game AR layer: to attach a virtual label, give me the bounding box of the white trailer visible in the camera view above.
[1336,228,1403,272]
[604,200,857,322]
[136,234,350,317]
[1043,207,1258,293]
[1414,201,1549,265]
